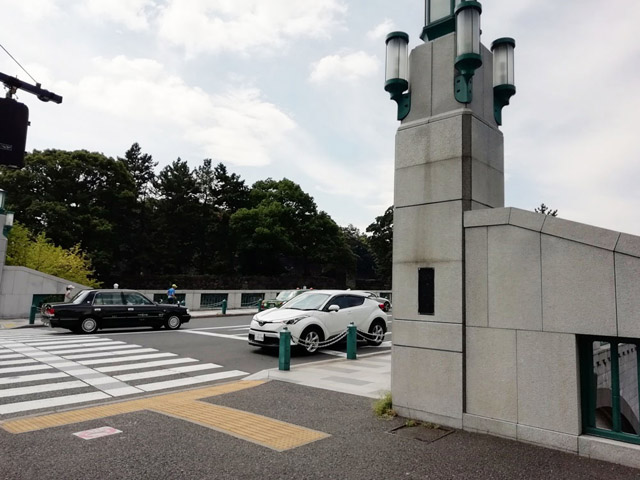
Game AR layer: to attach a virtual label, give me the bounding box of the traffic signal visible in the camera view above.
[0,97,29,169]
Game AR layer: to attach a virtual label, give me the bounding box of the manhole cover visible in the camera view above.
[389,424,454,443]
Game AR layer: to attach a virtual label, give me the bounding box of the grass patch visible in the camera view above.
[373,391,396,418]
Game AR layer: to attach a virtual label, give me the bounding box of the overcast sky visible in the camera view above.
[1,0,639,235]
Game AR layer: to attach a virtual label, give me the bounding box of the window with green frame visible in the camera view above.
[579,336,640,445]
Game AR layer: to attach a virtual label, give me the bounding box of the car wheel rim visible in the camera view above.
[168,316,180,329]
[305,332,320,353]
[372,324,384,342]
[82,319,96,333]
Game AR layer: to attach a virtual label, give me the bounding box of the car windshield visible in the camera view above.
[71,290,91,304]
[283,292,330,310]
[276,290,302,302]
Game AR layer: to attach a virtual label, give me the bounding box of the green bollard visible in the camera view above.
[221,299,227,314]
[347,322,357,360]
[279,327,291,371]
[29,305,37,325]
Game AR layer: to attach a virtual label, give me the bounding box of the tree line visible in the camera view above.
[0,144,393,289]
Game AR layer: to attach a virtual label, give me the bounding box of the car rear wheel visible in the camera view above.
[299,327,322,354]
[165,315,181,330]
[80,317,98,334]
[366,320,386,346]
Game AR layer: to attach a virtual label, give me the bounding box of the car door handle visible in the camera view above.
[128,308,134,311]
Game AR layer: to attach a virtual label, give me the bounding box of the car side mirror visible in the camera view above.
[328,304,339,312]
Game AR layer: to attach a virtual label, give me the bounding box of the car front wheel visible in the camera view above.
[366,320,386,346]
[165,315,182,330]
[80,317,98,334]
[299,327,322,354]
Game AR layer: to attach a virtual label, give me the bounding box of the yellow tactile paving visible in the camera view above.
[0,380,330,451]
[154,401,330,451]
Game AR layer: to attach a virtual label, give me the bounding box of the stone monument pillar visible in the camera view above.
[391,32,505,428]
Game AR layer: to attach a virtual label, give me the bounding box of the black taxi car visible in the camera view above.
[42,289,191,334]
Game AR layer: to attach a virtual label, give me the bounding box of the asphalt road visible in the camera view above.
[0,314,392,421]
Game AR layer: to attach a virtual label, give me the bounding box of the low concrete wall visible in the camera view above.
[0,266,88,318]
[0,271,391,318]
[464,207,640,468]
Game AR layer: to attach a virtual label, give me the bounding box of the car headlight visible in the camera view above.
[284,315,308,325]
[186,309,190,314]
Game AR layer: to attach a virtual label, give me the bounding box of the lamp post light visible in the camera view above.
[421,0,456,42]
[385,32,411,121]
[491,37,516,125]
[0,188,6,214]
[3,211,13,237]
[453,1,482,104]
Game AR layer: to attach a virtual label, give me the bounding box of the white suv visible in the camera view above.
[248,290,388,353]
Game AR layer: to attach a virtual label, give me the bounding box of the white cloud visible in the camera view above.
[309,51,379,84]
[66,56,296,166]
[75,0,156,31]
[156,0,348,57]
[367,19,396,41]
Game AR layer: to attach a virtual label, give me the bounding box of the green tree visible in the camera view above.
[0,149,137,283]
[118,142,157,201]
[535,203,558,216]
[6,222,100,287]
[341,224,377,280]
[230,178,354,279]
[150,158,202,275]
[366,205,393,286]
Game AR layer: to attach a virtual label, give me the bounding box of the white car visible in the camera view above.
[248,290,388,353]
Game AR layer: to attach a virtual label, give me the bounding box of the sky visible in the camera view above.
[1,0,640,236]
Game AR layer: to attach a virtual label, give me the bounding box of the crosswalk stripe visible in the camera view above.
[137,370,248,392]
[0,372,70,385]
[180,330,247,341]
[19,337,107,347]
[0,359,37,366]
[44,343,140,355]
[0,392,110,415]
[114,363,223,382]
[0,364,53,374]
[62,348,157,360]
[77,352,176,366]
[0,354,25,359]
[0,380,89,398]
[96,358,197,373]
[38,341,126,351]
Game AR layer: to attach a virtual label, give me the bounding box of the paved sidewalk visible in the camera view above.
[247,351,391,399]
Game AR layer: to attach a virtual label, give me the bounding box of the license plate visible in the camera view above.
[255,332,265,342]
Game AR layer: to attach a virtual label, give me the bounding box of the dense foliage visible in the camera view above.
[6,222,100,287]
[0,144,392,288]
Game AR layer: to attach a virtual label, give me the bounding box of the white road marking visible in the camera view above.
[0,364,53,374]
[114,363,223,382]
[0,359,37,366]
[42,343,132,354]
[0,392,110,415]
[96,358,198,373]
[38,341,126,351]
[0,354,25,360]
[0,372,69,385]
[0,380,89,398]
[77,352,176,366]
[137,370,248,392]
[180,330,248,341]
[62,348,157,360]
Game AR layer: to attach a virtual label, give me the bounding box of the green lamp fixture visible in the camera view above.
[491,37,516,125]
[421,0,456,42]
[384,32,411,121]
[454,1,482,104]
